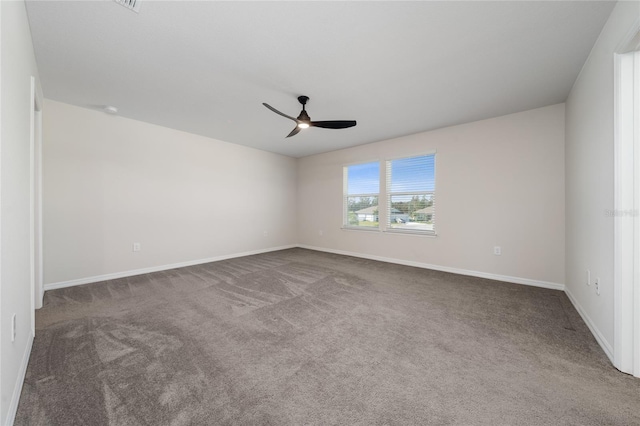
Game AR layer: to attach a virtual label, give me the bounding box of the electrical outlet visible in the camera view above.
[319,230,323,236]
[263,231,268,237]
[595,278,600,295]
[11,313,16,342]
[493,246,501,256]
[586,269,591,286]
[132,243,141,252]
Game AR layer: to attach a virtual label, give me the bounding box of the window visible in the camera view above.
[343,161,380,229]
[386,154,436,234]
[342,154,436,235]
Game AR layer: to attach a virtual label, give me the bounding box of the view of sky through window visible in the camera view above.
[347,162,379,194]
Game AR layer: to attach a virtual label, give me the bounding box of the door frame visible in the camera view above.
[29,76,43,333]
[613,22,640,377]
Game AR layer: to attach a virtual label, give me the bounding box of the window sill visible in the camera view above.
[340,226,380,232]
[340,226,437,237]
[384,229,437,237]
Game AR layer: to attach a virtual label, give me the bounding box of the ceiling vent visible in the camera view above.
[113,0,140,13]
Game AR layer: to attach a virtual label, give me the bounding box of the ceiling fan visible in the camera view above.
[262,96,357,138]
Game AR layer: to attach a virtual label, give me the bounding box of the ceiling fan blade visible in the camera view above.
[286,126,302,138]
[263,103,297,122]
[310,120,357,129]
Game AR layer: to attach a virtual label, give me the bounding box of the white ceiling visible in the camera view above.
[25,1,615,158]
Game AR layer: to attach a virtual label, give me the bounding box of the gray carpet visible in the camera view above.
[15,248,640,425]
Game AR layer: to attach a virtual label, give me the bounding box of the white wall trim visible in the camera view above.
[613,34,640,376]
[33,82,43,311]
[4,332,34,426]
[565,287,614,363]
[49,244,622,365]
[613,50,638,376]
[298,245,565,291]
[44,245,297,291]
[39,244,620,374]
[44,244,566,293]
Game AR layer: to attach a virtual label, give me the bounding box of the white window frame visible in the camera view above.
[384,152,437,236]
[342,161,381,231]
[341,153,437,236]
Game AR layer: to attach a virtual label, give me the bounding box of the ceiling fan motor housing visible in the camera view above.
[297,110,311,121]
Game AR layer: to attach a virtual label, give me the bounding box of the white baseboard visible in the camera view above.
[564,287,614,363]
[298,246,620,363]
[298,245,620,366]
[5,332,34,426]
[297,245,566,291]
[44,245,297,291]
[44,244,565,293]
[39,244,617,376]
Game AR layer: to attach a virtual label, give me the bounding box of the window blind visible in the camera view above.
[386,154,436,233]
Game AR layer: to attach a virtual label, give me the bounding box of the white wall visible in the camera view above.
[43,100,297,286]
[1,1,42,423]
[565,1,640,359]
[298,104,565,287]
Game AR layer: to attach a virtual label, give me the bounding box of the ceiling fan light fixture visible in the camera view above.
[262,95,356,138]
